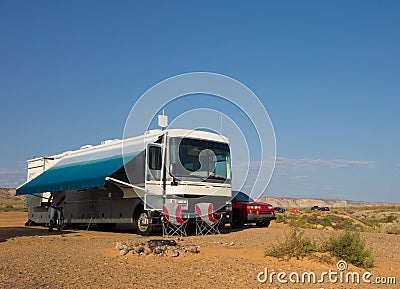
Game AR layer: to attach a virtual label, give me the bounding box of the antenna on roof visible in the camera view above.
[158,109,168,131]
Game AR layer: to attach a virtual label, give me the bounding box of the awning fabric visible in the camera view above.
[16,152,138,195]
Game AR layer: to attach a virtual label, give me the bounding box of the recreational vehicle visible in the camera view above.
[16,129,233,235]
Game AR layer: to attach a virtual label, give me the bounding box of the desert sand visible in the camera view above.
[0,211,399,289]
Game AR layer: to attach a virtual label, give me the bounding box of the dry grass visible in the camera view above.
[267,226,375,269]
[0,188,26,212]
[278,206,400,233]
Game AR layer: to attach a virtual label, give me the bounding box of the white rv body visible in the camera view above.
[18,129,233,235]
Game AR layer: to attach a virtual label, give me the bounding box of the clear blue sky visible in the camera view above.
[1,1,399,202]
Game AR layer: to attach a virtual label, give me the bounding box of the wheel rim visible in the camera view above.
[137,212,149,232]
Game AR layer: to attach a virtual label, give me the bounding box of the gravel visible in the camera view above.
[1,212,399,289]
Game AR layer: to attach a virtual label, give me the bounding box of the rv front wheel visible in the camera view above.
[135,210,152,236]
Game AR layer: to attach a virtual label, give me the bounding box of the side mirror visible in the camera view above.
[169,163,176,177]
[169,163,179,186]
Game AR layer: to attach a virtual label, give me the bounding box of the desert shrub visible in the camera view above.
[266,227,316,260]
[362,216,381,229]
[305,214,320,224]
[334,219,355,230]
[322,231,374,268]
[386,225,400,235]
[275,214,287,224]
[380,215,397,223]
[320,218,332,227]
[288,217,313,228]
[327,215,346,224]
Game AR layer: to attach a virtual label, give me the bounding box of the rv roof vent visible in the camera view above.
[80,145,93,150]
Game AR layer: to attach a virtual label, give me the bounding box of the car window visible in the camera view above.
[233,191,252,202]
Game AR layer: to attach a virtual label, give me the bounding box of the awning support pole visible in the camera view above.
[105,177,147,192]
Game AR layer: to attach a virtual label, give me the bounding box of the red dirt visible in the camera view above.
[0,212,399,288]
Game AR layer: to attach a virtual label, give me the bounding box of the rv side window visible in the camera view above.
[148,146,161,170]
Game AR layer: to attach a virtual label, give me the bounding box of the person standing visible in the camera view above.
[48,192,66,232]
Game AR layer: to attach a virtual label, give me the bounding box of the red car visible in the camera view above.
[231,191,276,229]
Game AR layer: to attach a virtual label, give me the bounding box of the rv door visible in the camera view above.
[145,143,163,196]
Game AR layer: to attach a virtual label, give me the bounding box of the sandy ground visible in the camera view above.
[0,212,399,289]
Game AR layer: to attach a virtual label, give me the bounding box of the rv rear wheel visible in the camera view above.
[25,220,36,226]
[135,209,152,236]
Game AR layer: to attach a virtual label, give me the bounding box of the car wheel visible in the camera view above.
[231,210,244,229]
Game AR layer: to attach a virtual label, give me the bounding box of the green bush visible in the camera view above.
[266,227,316,260]
[363,216,381,228]
[380,215,397,223]
[275,214,287,224]
[289,217,312,228]
[334,219,354,230]
[320,218,332,227]
[322,231,374,268]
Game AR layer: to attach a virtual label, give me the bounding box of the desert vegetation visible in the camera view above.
[0,188,26,212]
[266,226,375,269]
[274,205,400,234]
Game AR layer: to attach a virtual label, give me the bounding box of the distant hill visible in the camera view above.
[257,196,397,208]
[0,188,397,211]
[0,188,25,210]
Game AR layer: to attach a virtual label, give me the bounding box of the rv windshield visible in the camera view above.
[169,137,231,183]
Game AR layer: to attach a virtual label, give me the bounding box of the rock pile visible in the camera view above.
[115,239,199,257]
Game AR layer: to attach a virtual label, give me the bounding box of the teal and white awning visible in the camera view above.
[16,150,138,195]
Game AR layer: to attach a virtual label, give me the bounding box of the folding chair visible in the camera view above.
[195,202,223,235]
[161,203,188,237]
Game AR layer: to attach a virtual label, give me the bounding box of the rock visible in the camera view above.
[169,249,179,257]
[144,247,153,255]
[229,242,234,246]
[188,245,199,254]
[135,247,145,254]
[153,247,163,254]
[120,248,129,256]
[148,239,177,249]
[115,242,126,250]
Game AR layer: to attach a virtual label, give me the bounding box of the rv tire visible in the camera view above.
[135,209,153,236]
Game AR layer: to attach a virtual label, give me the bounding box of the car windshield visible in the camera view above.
[232,191,254,202]
[169,137,231,183]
